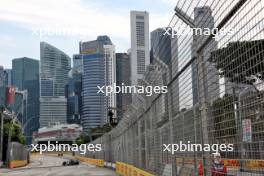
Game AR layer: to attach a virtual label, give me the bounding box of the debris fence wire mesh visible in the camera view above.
[78,0,264,175]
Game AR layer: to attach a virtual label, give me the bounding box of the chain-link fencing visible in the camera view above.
[81,0,264,175]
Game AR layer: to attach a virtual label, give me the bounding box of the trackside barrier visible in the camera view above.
[8,142,29,168]
[75,156,104,167]
[176,157,264,173]
[116,162,155,176]
[225,159,264,171]
[243,160,264,170]
[176,157,264,169]
[9,160,28,169]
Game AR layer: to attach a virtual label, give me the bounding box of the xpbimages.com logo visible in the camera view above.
[163,141,234,154]
[31,26,90,38]
[163,27,234,38]
[31,141,102,154]
[97,83,168,96]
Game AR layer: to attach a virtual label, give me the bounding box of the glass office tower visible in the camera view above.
[39,42,71,127]
[12,57,39,144]
[79,36,116,133]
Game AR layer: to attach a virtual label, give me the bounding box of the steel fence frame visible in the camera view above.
[81,0,264,175]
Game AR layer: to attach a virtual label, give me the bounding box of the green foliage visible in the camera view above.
[3,121,25,144]
[75,134,90,145]
[75,124,115,145]
[91,124,112,134]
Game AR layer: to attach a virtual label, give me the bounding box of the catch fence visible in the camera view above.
[79,0,264,175]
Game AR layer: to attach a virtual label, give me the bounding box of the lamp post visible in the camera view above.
[5,90,27,165]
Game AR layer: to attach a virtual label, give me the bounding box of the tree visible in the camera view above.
[2,121,25,162]
[3,121,25,144]
[75,134,90,145]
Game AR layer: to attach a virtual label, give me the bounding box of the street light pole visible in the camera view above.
[5,91,26,166]
[6,112,14,166]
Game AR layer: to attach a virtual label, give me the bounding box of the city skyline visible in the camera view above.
[0,0,173,69]
[0,0,263,175]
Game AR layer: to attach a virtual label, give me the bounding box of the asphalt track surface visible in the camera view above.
[1,154,117,176]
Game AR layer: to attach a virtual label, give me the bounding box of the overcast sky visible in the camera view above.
[0,0,176,68]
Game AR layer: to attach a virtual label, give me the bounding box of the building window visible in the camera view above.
[137,50,145,74]
[136,15,144,20]
[136,22,145,46]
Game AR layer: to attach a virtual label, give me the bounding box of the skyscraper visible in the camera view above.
[4,69,12,87]
[150,27,180,113]
[79,36,116,133]
[40,77,54,97]
[73,54,83,73]
[12,57,39,143]
[150,28,178,78]
[39,42,71,127]
[192,7,219,105]
[0,66,5,106]
[66,67,82,124]
[40,42,71,96]
[0,66,4,87]
[130,11,150,86]
[116,53,132,121]
[151,28,170,65]
[39,97,67,127]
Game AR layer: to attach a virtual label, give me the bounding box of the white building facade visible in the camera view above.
[130,11,150,86]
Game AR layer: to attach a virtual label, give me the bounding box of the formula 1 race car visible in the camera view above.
[62,159,79,166]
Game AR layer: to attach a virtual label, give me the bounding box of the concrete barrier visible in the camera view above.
[8,142,29,168]
[116,162,154,176]
[9,160,28,169]
[75,156,104,167]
